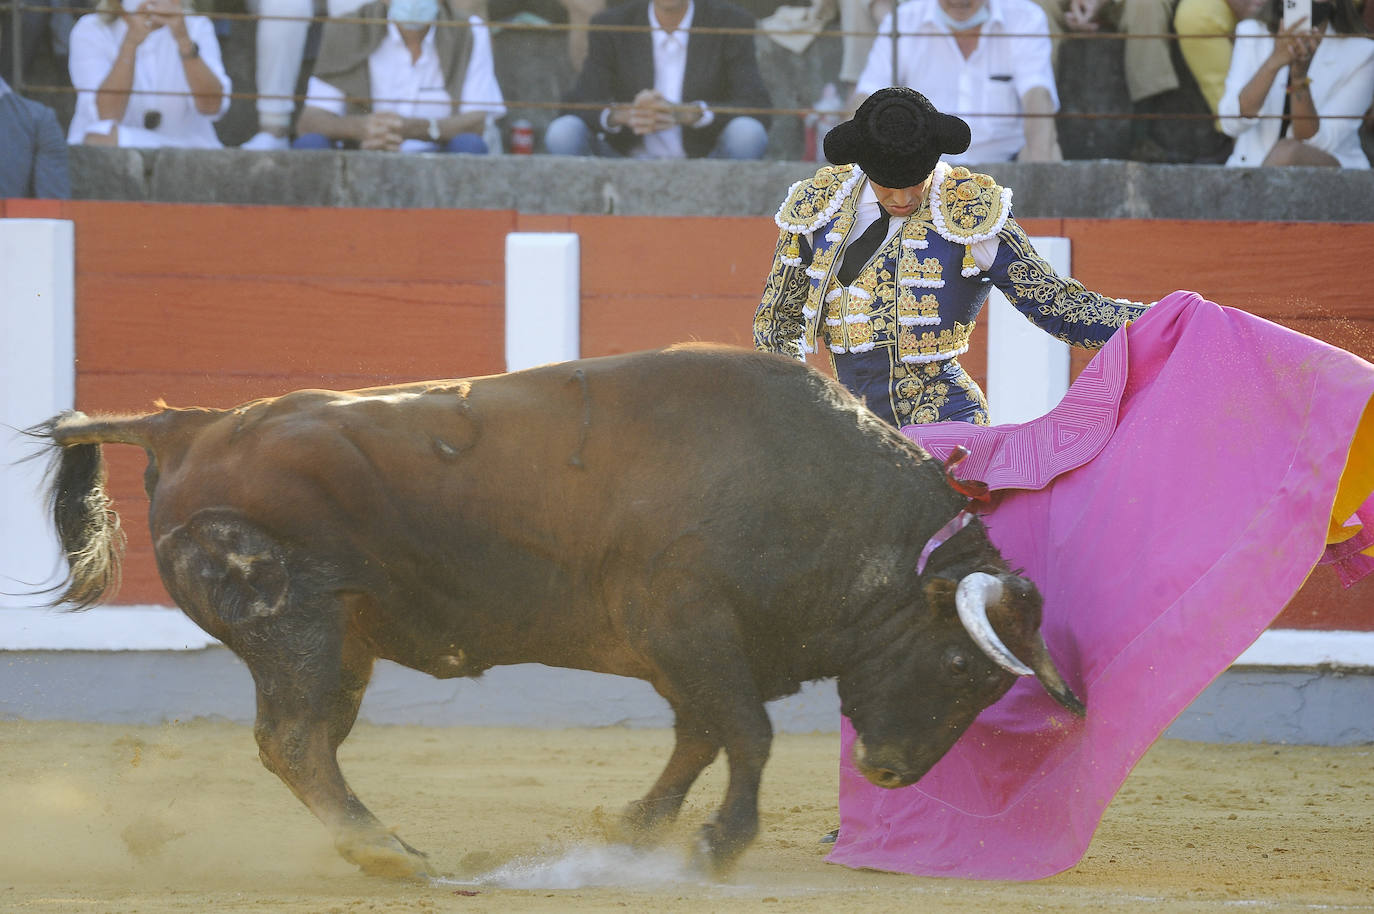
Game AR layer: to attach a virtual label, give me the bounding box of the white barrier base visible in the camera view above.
[1,605,1370,670]
[1,219,75,607]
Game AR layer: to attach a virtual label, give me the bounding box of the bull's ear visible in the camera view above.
[923,576,958,615]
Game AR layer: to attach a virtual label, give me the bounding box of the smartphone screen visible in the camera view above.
[1282,0,1311,31]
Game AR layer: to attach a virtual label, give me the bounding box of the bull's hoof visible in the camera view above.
[616,798,676,845]
[339,834,434,879]
[688,822,741,882]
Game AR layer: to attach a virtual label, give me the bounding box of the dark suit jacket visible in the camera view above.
[566,0,772,158]
[0,81,71,199]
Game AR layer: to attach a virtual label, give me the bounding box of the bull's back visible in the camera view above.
[150,345,929,583]
[141,346,948,672]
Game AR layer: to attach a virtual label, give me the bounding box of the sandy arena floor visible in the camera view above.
[1,719,1372,913]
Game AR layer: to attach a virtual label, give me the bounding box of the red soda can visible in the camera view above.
[511,119,534,154]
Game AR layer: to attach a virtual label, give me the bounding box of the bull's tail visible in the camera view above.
[25,410,160,610]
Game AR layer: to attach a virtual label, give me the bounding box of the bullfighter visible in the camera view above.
[753,86,1148,427]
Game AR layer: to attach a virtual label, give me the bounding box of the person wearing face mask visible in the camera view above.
[66,0,231,147]
[754,87,1148,428]
[1217,0,1373,166]
[294,0,505,152]
[850,0,1064,163]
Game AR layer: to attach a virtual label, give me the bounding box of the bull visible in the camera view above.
[32,344,1083,878]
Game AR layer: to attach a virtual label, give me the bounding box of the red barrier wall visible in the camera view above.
[4,200,1371,629]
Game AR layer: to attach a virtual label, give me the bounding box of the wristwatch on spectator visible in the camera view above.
[427,119,441,143]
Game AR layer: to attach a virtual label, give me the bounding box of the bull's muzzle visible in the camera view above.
[955,572,1087,717]
[851,739,925,789]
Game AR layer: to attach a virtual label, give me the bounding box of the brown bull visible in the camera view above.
[34,344,1083,878]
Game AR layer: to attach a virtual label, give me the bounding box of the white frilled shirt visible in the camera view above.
[854,0,1058,163]
[825,176,1001,272]
[304,17,505,153]
[67,13,231,148]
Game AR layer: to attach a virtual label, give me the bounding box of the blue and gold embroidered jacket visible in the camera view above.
[753,162,1148,365]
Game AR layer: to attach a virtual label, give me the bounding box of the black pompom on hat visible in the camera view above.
[823,87,971,188]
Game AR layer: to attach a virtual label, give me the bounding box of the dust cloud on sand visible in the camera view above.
[2,719,1372,913]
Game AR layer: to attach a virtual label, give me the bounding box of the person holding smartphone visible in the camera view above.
[1217,0,1374,166]
[66,0,230,147]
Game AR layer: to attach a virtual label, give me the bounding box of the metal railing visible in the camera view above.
[3,1,1365,154]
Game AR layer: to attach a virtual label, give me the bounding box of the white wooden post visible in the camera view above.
[985,237,1072,425]
[505,233,580,372]
[1,219,75,608]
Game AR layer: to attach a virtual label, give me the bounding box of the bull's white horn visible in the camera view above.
[955,572,1034,677]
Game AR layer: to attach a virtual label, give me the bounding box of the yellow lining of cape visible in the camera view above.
[1327,392,1374,554]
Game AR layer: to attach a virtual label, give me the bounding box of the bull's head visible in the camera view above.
[839,517,1084,790]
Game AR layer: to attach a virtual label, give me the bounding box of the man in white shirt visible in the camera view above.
[543,0,772,158]
[66,0,231,148]
[852,0,1062,162]
[240,0,367,151]
[295,0,504,152]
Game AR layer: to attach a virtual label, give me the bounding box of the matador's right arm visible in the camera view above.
[753,227,813,360]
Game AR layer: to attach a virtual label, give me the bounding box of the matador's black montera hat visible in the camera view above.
[823,87,972,188]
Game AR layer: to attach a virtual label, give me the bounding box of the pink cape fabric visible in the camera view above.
[828,290,1374,880]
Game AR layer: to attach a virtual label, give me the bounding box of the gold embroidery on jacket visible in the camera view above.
[891,358,989,427]
[998,223,1147,348]
[897,320,975,364]
[933,166,1008,242]
[897,290,940,327]
[754,228,814,357]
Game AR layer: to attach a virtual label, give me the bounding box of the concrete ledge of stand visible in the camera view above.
[65,147,1374,222]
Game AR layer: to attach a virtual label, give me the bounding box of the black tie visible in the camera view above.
[836,206,892,286]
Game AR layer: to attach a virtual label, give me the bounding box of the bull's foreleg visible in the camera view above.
[692,698,772,879]
[621,708,720,838]
[237,609,431,878]
[642,642,772,879]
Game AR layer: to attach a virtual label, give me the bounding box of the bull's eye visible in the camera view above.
[948,653,968,675]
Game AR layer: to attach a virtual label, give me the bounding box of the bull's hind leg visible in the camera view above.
[158,514,430,878]
[240,598,432,878]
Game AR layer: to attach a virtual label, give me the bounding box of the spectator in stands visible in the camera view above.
[1174,0,1266,118]
[543,0,773,159]
[66,0,231,147]
[1,0,91,86]
[294,0,505,152]
[240,0,371,151]
[1038,0,1186,160]
[488,0,605,70]
[1217,0,1373,166]
[804,0,894,96]
[0,75,71,198]
[851,0,1063,162]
